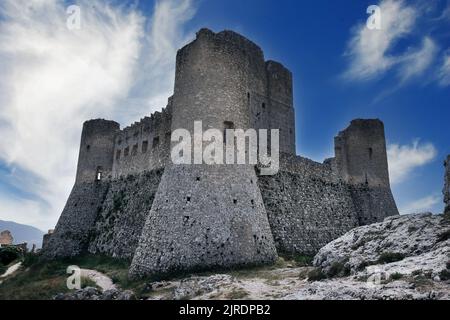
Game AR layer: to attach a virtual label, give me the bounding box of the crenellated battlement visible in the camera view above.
[112,101,173,177]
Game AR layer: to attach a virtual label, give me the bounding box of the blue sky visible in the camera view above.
[0,0,448,230]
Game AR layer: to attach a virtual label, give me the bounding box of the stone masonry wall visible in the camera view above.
[258,154,359,255]
[130,164,277,278]
[88,169,164,259]
[112,104,172,178]
[42,182,110,258]
[347,185,399,225]
[0,230,13,246]
[444,155,450,215]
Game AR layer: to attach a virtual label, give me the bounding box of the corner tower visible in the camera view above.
[42,119,119,258]
[76,119,120,183]
[130,29,278,278]
[334,119,398,224]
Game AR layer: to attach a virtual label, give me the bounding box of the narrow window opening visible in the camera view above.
[124,147,129,157]
[223,121,235,144]
[86,145,91,151]
[153,136,160,149]
[368,147,373,160]
[142,141,149,153]
[96,167,103,181]
[233,199,237,204]
[186,196,191,202]
[132,144,138,156]
[262,102,266,109]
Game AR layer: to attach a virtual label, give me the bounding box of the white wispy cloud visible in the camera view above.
[437,51,450,86]
[343,0,417,80]
[343,0,443,85]
[397,36,437,82]
[399,194,441,214]
[0,0,197,230]
[387,140,437,185]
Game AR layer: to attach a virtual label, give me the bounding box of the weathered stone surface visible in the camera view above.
[129,164,277,278]
[42,182,110,259]
[0,230,13,246]
[284,278,450,300]
[173,275,234,300]
[444,155,450,215]
[314,213,450,278]
[259,154,359,255]
[88,169,164,259]
[54,287,136,301]
[41,229,54,250]
[139,213,450,300]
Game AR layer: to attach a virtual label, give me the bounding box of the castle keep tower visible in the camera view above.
[334,119,390,187]
[334,119,398,224]
[129,29,280,278]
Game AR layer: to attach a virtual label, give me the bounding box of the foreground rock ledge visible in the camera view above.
[54,213,450,300]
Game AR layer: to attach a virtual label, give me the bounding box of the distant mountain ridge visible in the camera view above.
[0,220,45,249]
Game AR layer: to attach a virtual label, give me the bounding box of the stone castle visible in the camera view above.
[43,29,399,278]
[0,230,13,247]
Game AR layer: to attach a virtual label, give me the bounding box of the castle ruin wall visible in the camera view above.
[444,155,450,215]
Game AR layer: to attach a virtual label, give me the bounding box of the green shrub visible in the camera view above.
[307,268,326,282]
[440,269,450,281]
[0,264,6,275]
[377,252,405,264]
[389,272,403,281]
[411,270,422,276]
[436,230,450,243]
[225,288,249,300]
[22,252,40,268]
[81,277,99,289]
[0,246,21,265]
[328,261,351,278]
[278,253,314,267]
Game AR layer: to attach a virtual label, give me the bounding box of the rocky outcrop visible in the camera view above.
[54,287,136,301]
[140,213,450,300]
[284,278,450,300]
[313,213,449,279]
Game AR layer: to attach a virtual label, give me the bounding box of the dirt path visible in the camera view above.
[0,262,22,284]
[80,269,117,292]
